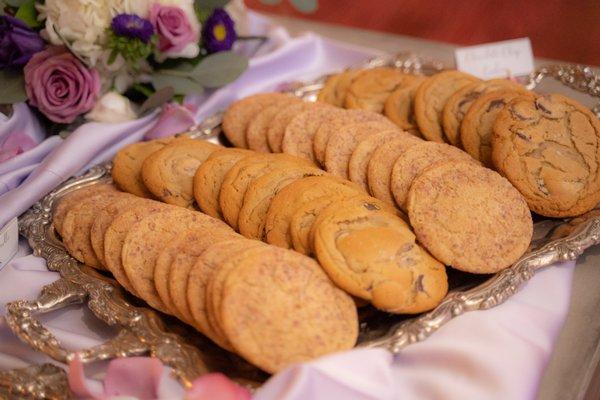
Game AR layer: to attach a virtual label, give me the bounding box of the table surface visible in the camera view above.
[265,13,600,400]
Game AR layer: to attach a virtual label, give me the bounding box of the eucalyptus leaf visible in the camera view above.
[0,1,5,15]
[140,86,175,114]
[151,73,204,96]
[195,0,230,10]
[290,0,318,13]
[189,51,248,88]
[154,67,194,78]
[0,70,27,104]
[15,0,40,28]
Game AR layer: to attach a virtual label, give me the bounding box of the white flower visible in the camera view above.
[86,92,138,123]
[38,0,151,66]
[109,0,150,17]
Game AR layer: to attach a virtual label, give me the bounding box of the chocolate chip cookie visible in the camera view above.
[492,93,600,217]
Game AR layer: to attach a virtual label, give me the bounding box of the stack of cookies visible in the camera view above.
[53,184,358,373]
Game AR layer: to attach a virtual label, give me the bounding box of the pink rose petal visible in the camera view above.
[0,132,38,163]
[144,102,197,140]
[104,357,164,399]
[67,355,104,399]
[186,373,252,400]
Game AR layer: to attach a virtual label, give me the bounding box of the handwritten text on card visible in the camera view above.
[455,38,534,80]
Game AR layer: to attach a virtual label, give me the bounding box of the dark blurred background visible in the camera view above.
[245,0,600,66]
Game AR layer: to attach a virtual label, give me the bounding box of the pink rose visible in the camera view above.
[150,3,200,59]
[24,46,100,124]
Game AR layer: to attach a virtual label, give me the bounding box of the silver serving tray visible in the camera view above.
[3,54,600,399]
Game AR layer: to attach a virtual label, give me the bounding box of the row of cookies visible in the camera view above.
[317,67,426,135]
[53,185,358,373]
[222,94,533,274]
[318,67,600,218]
[191,149,449,314]
[316,67,519,146]
[111,136,452,314]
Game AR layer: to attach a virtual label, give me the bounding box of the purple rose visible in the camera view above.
[203,8,237,53]
[149,3,200,59]
[24,47,101,124]
[0,15,45,69]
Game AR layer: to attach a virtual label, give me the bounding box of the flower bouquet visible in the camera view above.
[0,0,250,127]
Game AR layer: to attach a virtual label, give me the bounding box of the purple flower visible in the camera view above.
[111,14,154,43]
[202,8,237,53]
[24,46,101,124]
[0,15,45,69]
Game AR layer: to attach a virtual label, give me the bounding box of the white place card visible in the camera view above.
[0,217,18,270]
[455,38,534,80]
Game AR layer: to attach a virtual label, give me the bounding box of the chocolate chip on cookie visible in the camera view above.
[492,93,600,217]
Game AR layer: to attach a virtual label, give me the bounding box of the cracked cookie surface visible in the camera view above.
[461,89,534,167]
[492,93,600,217]
[313,196,448,313]
[442,79,524,146]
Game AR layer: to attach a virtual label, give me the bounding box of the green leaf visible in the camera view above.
[151,73,204,96]
[15,0,41,28]
[140,86,175,114]
[195,0,230,10]
[189,51,248,88]
[0,70,27,104]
